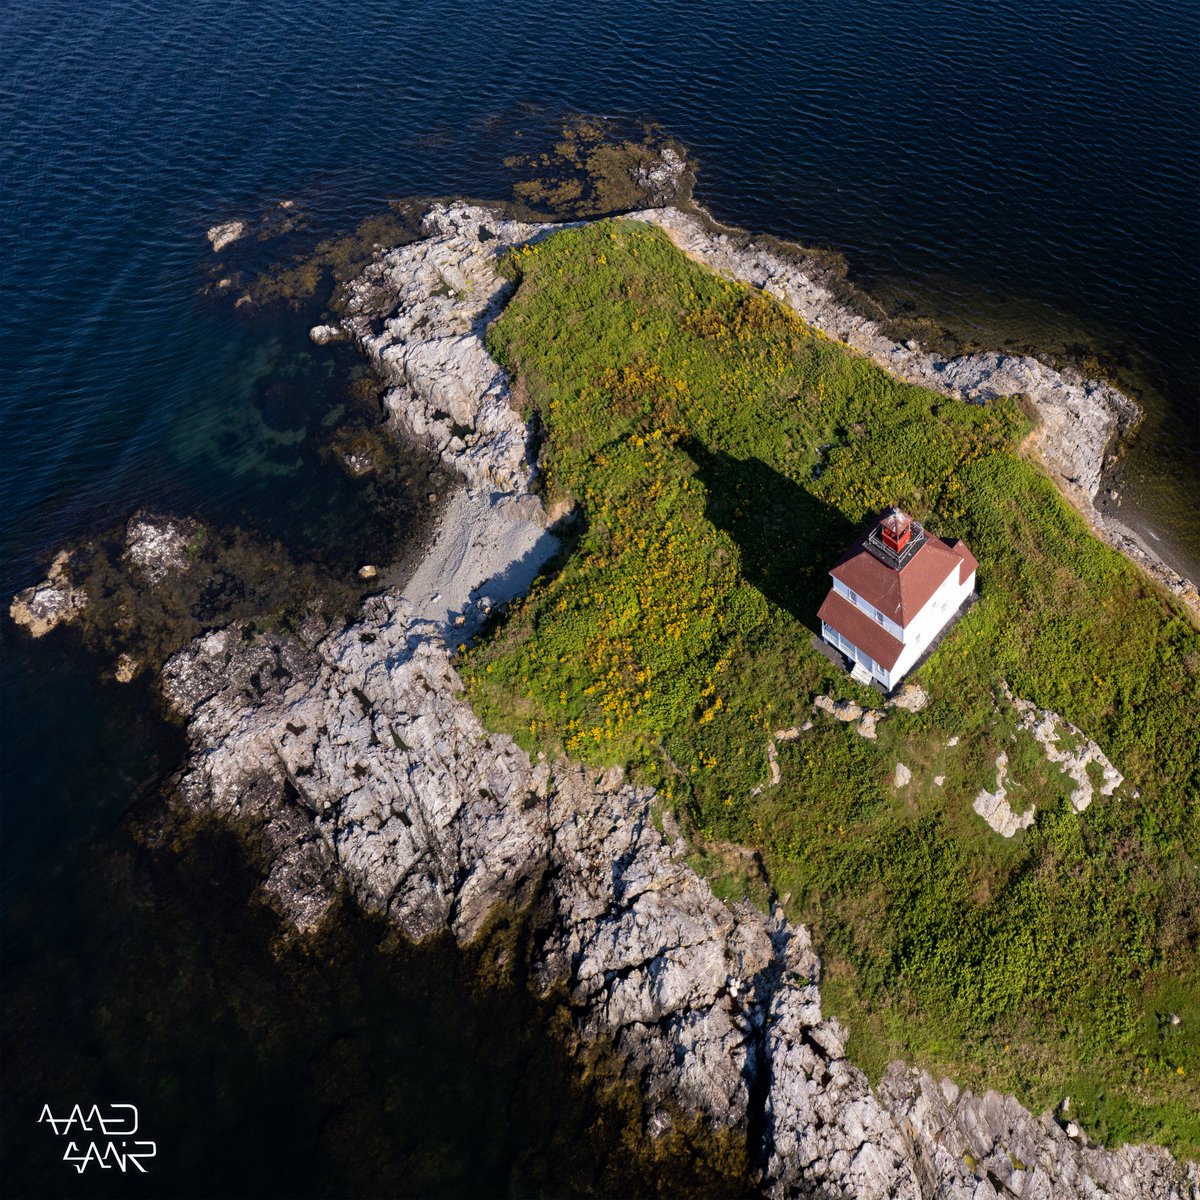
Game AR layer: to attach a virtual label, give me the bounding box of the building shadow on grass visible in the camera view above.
[683,441,855,630]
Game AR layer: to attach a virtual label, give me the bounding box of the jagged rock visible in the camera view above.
[9,551,87,637]
[357,564,378,581]
[877,1065,1197,1199]
[115,653,139,683]
[162,603,931,1196]
[894,761,912,788]
[338,205,563,496]
[630,145,687,205]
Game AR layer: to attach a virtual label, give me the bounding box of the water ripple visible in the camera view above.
[1,0,1197,580]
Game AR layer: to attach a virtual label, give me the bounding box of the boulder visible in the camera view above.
[9,551,87,637]
[206,219,245,252]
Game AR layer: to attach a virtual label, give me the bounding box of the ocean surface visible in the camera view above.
[2,0,1197,1194]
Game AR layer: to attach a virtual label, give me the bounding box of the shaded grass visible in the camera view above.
[462,219,1200,1155]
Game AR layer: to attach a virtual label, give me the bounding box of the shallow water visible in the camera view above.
[2,0,1197,1193]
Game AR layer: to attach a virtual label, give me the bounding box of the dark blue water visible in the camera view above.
[2,0,1198,1194]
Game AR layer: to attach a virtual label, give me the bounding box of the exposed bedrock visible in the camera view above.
[154,199,1195,1196]
[162,601,1194,1199]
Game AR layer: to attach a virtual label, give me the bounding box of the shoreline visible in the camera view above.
[158,202,1194,1196]
[9,197,1197,1196]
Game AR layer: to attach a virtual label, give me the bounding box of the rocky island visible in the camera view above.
[12,179,1199,1198]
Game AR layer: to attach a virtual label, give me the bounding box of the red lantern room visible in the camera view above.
[880,508,913,555]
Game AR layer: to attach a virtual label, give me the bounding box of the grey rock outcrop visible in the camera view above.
[206,219,245,252]
[340,205,563,496]
[974,684,1124,838]
[336,204,564,638]
[973,751,1036,838]
[161,595,1195,1199]
[162,596,925,1198]
[1004,681,1123,813]
[878,1065,1192,1200]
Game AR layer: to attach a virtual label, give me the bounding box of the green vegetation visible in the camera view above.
[461,219,1200,1154]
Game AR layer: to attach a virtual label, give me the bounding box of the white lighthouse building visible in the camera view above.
[817,508,976,690]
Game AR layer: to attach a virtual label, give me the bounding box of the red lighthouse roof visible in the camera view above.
[816,592,905,668]
[828,509,973,626]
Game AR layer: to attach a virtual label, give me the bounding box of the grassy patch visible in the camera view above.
[462,219,1200,1154]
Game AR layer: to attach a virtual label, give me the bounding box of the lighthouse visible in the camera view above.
[817,507,977,689]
